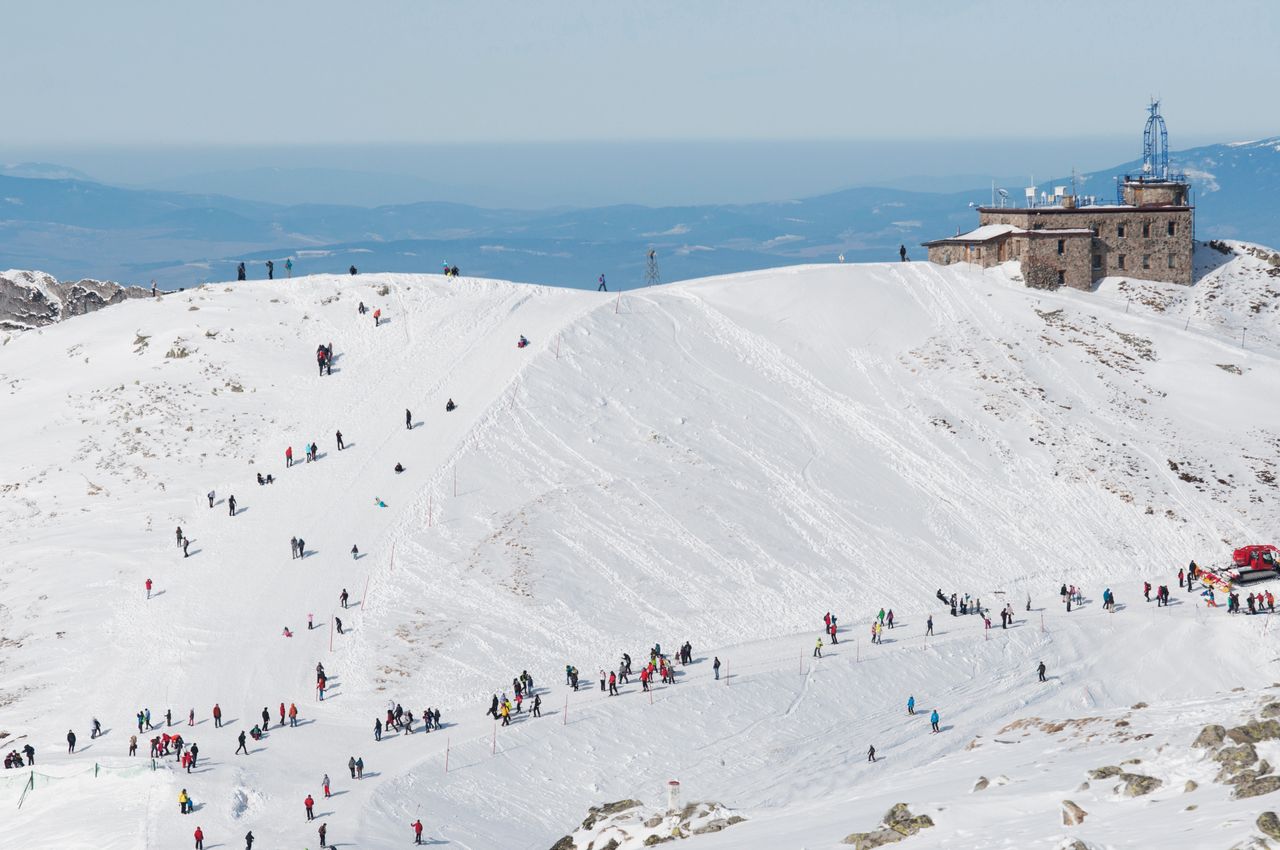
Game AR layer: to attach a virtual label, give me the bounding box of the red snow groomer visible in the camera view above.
[1227,545,1280,583]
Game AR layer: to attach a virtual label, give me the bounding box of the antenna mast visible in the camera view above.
[644,249,661,287]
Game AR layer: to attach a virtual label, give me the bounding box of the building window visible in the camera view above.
[1142,222,1151,238]
[1057,239,1065,255]
[1142,254,1151,269]
[1057,270,1065,286]
[1118,254,1126,269]
[1092,254,1102,270]
[1117,224,1126,238]
[1167,253,1176,269]
[1167,221,1176,236]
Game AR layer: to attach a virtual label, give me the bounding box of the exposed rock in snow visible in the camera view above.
[0,269,149,331]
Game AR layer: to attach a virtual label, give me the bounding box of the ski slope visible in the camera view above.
[2,244,1280,849]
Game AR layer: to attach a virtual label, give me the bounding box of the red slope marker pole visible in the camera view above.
[361,574,371,611]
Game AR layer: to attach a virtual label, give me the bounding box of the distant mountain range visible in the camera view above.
[0,139,1276,289]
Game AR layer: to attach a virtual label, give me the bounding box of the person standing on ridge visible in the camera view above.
[285,258,293,278]
[899,245,907,262]
[598,274,607,292]
[228,495,236,516]
[237,262,246,281]
[411,819,425,844]
[405,409,412,430]
[266,260,274,280]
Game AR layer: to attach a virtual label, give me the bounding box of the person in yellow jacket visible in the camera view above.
[179,788,191,814]
[813,637,823,658]
[499,701,511,727]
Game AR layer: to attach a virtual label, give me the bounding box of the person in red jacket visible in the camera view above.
[212,703,222,728]
[286,445,293,467]
[411,819,424,844]
[146,578,153,599]
[305,793,315,820]
[279,703,286,725]
[194,826,204,849]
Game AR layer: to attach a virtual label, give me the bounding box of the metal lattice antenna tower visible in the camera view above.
[1142,99,1169,181]
[644,249,661,286]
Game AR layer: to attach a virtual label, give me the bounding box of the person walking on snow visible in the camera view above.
[340,588,349,608]
[183,536,190,558]
[713,656,721,680]
[67,730,77,753]
[598,274,607,292]
[319,822,328,847]
[146,577,153,599]
[213,704,222,727]
[176,526,183,547]
[236,731,248,754]
[813,637,823,658]
[405,409,412,430]
[322,773,330,797]
[336,430,344,451]
[926,615,933,636]
[350,545,358,560]
[286,446,293,467]
[867,744,876,762]
[374,308,381,327]
[228,495,236,516]
[608,671,618,696]
[245,831,254,849]
[907,695,916,715]
[412,819,425,844]
[930,709,941,733]
[1037,660,1047,682]
[207,490,215,508]
[305,793,315,820]
[194,826,204,850]
[291,537,299,559]
[899,244,907,262]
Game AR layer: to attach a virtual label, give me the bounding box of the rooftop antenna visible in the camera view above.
[1143,98,1169,181]
[644,249,661,287]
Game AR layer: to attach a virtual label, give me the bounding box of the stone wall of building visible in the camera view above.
[1015,233,1093,290]
[977,207,1194,285]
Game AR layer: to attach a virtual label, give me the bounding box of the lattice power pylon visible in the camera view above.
[644,249,661,286]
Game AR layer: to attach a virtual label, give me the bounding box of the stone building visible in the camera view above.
[923,179,1194,289]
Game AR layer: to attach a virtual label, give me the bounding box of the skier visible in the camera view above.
[213,704,222,728]
[930,709,940,733]
[308,613,314,630]
[336,430,344,450]
[1037,660,1047,682]
[266,260,274,280]
[146,577,153,599]
[305,793,315,820]
[228,495,236,516]
[405,409,412,430]
[713,656,721,680]
[907,695,915,715]
[189,708,195,726]
[208,490,215,508]
[289,703,298,726]
[412,819,425,845]
[67,729,76,753]
[598,273,607,292]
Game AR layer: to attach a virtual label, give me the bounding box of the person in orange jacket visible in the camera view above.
[289,703,298,727]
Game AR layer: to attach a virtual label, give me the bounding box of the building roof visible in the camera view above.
[922,224,1095,247]
[976,205,1191,214]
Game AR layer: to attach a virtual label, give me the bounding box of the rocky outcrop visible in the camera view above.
[1234,776,1280,800]
[841,803,935,848]
[0,269,150,332]
[1227,719,1280,745]
[1259,811,1280,841]
[1061,800,1087,826]
[550,799,744,849]
[1119,773,1162,797]
[1192,725,1226,748]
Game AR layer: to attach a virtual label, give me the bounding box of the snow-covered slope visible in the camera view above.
[2,247,1279,849]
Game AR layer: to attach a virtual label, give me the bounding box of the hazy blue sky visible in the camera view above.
[8,0,1279,146]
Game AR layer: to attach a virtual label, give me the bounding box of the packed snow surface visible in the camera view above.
[2,243,1280,849]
